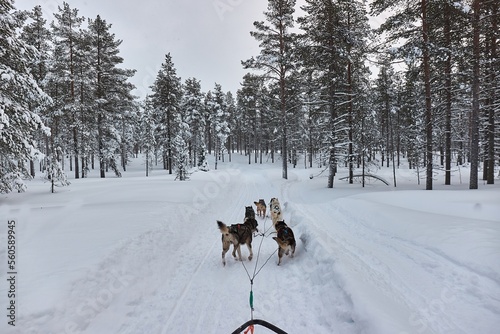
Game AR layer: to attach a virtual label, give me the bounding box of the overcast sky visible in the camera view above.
[16,0,291,99]
[16,0,383,100]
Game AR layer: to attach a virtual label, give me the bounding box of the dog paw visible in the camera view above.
[248,255,253,261]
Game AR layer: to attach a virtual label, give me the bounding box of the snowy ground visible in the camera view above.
[0,154,499,334]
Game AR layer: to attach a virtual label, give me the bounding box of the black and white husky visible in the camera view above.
[217,218,258,266]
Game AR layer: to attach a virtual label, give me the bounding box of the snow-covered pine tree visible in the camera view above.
[45,147,70,193]
[20,5,50,85]
[141,97,157,176]
[224,91,236,162]
[482,1,498,185]
[118,104,140,172]
[20,5,52,177]
[298,0,370,187]
[21,5,53,176]
[237,73,260,164]
[426,1,468,186]
[374,56,397,169]
[181,77,205,167]
[173,109,191,181]
[0,0,50,193]
[197,142,209,172]
[74,25,94,178]
[87,15,136,178]
[204,90,214,154]
[296,70,322,169]
[243,0,297,179]
[399,62,426,180]
[469,0,480,190]
[370,0,455,190]
[150,53,182,174]
[50,2,85,179]
[212,83,230,169]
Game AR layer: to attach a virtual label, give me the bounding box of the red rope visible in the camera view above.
[243,324,254,334]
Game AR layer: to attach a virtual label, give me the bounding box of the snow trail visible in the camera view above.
[1,156,498,333]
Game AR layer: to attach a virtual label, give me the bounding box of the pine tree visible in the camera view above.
[0,0,50,192]
[243,0,297,179]
[427,1,468,185]
[469,0,481,190]
[225,91,237,162]
[20,5,52,177]
[141,97,157,176]
[296,70,322,168]
[197,143,210,172]
[299,0,371,187]
[181,77,205,167]
[45,146,70,193]
[150,53,182,174]
[421,0,434,190]
[20,5,50,85]
[173,110,190,181]
[237,74,259,164]
[50,2,85,179]
[374,56,397,169]
[117,103,140,172]
[371,0,435,189]
[75,24,95,178]
[204,90,214,154]
[464,0,499,185]
[211,83,230,169]
[88,15,136,178]
[483,1,498,184]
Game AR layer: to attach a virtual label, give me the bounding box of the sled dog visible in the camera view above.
[245,206,256,220]
[272,220,296,265]
[254,199,267,218]
[217,218,258,266]
[269,197,283,227]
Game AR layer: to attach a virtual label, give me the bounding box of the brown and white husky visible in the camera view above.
[254,199,267,218]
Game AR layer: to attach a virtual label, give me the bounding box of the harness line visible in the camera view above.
[239,215,278,333]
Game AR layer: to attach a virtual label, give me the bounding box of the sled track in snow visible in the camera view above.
[159,174,252,333]
[288,186,500,334]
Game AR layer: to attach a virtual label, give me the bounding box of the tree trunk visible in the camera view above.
[444,2,452,185]
[469,0,481,189]
[280,56,288,179]
[73,127,79,179]
[422,0,433,190]
[99,113,105,178]
[167,108,173,174]
[487,2,496,184]
[347,58,354,184]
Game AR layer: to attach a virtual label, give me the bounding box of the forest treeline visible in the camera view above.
[0,0,498,192]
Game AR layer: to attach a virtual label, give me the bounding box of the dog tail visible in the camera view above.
[217,220,229,234]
